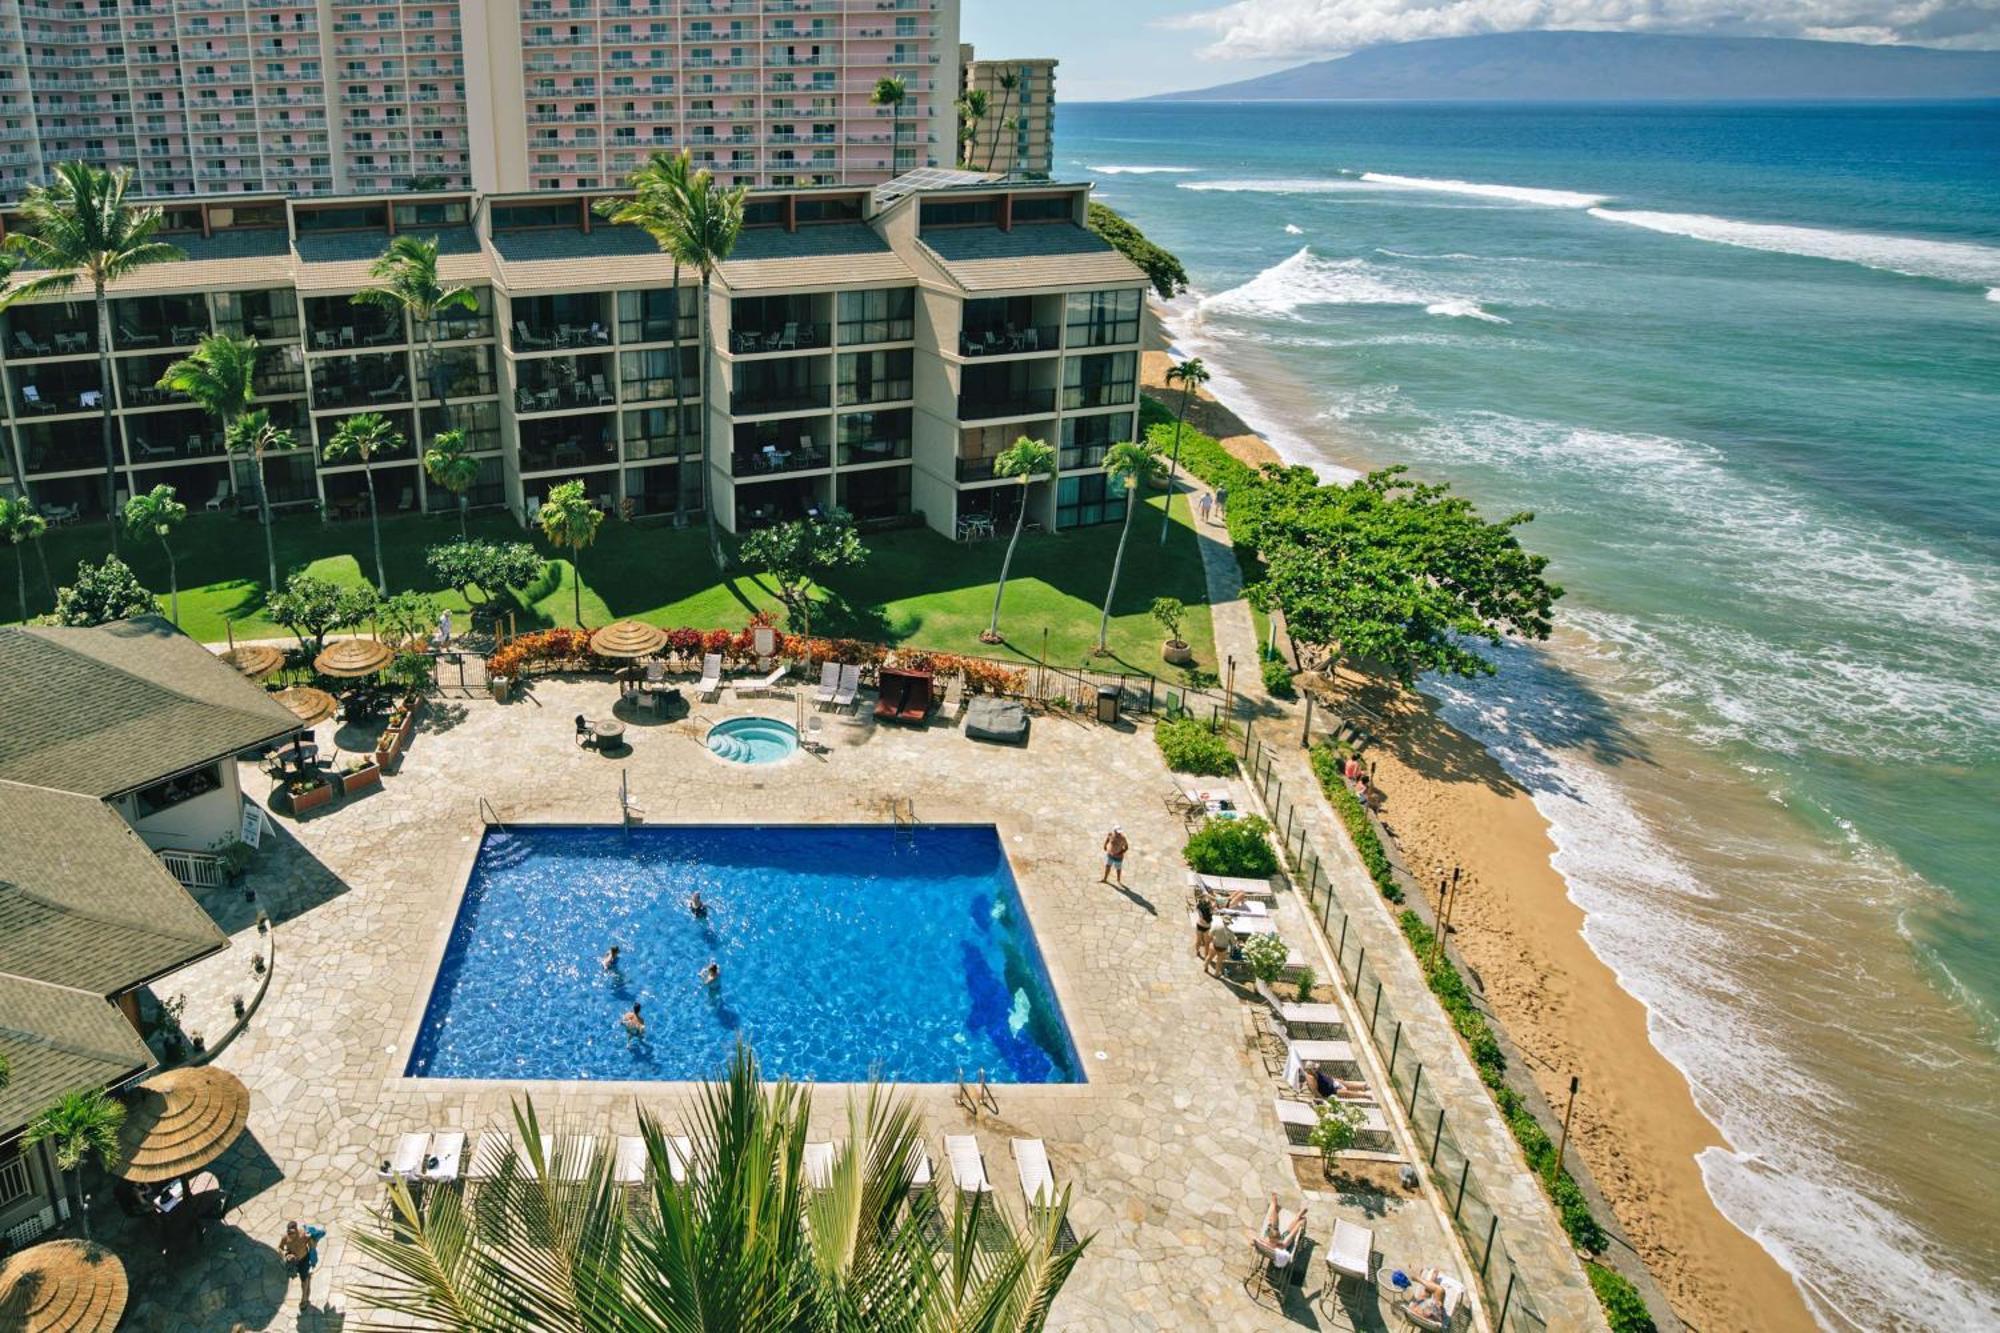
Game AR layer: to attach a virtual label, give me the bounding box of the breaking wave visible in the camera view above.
[1588,209,2000,289]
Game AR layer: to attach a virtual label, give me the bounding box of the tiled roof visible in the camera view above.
[917,224,1145,293]
[489,224,679,292]
[718,224,912,292]
[0,781,227,995]
[0,974,154,1137]
[295,225,489,292]
[0,616,299,799]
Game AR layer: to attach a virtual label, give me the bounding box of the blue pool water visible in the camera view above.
[407,824,1081,1084]
[705,716,799,764]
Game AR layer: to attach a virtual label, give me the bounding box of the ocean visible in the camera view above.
[1060,101,2000,1328]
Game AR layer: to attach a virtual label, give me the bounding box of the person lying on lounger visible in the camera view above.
[1246,1192,1308,1268]
[1406,1270,1451,1323]
[1306,1062,1369,1101]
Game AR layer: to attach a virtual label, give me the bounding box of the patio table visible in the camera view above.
[593,718,626,747]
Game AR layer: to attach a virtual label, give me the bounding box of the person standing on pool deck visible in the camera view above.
[622,1001,645,1036]
[1100,826,1129,885]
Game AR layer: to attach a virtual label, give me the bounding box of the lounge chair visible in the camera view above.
[737,662,788,698]
[1327,1218,1374,1293]
[370,374,406,402]
[695,651,723,700]
[1011,1138,1056,1211]
[666,1135,694,1185]
[12,330,49,357]
[515,320,550,350]
[812,661,841,705]
[803,1141,836,1191]
[555,1135,594,1184]
[1399,1270,1466,1331]
[396,486,415,512]
[1256,979,1347,1034]
[1273,1096,1388,1154]
[425,1130,465,1184]
[943,1134,990,1195]
[1188,870,1276,900]
[467,1133,552,1182]
[830,663,861,711]
[382,1131,429,1181]
[20,385,49,412]
[613,1135,648,1187]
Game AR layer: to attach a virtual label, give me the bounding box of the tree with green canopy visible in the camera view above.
[956,88,989,166]
[739,507,866,638]
[871,76,910,171]
[1086,202,1188,301]
[267,571,378,655]
[425,538,544,610]
[223,408,296,595]
[421,427,481,539]
[535,480,603,627]
[377,589,439,650]
[353,233,478,451]
[122,484,187,625]
[53,554,157,626]
[0,163,185,552]
[1095,438,1163,655]
[321,411,402,594]
[983,435,1058,643]
[1158,358,1210,543]
[985,69,1020,171]
[0,494,48,624]
[24,1089,124,1241]
[354,1045,1084,1330]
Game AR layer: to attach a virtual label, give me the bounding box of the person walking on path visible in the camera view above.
[1099,826,1129,885]
[1198,491,1213,525]
[279,1219,322,1311]
[1213,484,1228,520]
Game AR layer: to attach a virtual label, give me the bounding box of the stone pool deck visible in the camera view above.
[109,676,1474,1331]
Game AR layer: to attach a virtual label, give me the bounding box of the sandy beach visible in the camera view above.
[1140,346,1820,1332]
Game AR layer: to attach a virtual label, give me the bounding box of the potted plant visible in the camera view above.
[215,838,256,884]
[1307,1099,1367,1177]
[1153,597,1193,666]
[339,757,383,796]
[285,773,334,815]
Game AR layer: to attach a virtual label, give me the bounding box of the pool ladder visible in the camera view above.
[956,1066,999,1118]
[477,794,507,830]
[890,796,916,846]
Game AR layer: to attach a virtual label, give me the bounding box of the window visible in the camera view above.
[618,288,690,343]
[619,347,693,402]
[491,202,575,230]
[294,203,387,232]
[1062,351,1137,411]
[919,198,1000,229]
[836,349,912,406]
[1057,473,1126,529]
[794,195,861,224]
[836,287,913,345]
[1010,195,1072,224]
[392,199,468,226]
[1060,411,1132,471]
[133,763,223,819]
[1064,289,1141,348]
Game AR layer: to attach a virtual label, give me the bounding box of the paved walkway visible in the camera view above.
[1178,477,1605,1332]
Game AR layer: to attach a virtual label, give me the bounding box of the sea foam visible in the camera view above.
[1589,208,2000,289]
[1086,164,1195,175]
[1358,171,1609,208]
[1199,247,1508,325]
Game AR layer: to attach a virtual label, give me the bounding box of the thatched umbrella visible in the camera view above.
[0,1240,128,1332]
[313,636,395,679]
[218,644,284,680]
[273,686,338,727]
[114,1066,252,1185]
[589,619,668,660]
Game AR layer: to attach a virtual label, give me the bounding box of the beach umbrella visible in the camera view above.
[273,686,338,727]
[217,644,284,680]
[589,619,668,659]
[0,1240,128,1332]
[313,636,395,678]
[114,1065,252,1184]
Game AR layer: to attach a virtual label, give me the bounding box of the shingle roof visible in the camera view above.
[0,975,154,1137]
[718,224,912,292]
[917,224,1145,294]
[488,224,679,292]
[0,782,228,995]
[295,225,489,292]
[0,616,299,799]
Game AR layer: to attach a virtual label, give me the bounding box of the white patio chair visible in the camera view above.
[812,660,840,705]
[1327,1218,1373,1292]
[205,478,232,511]
[425,1130,465,1184]
[695,652,723,700]
[382,1131,429,1182]
[1011,1137,1056,1211]
[830,663,861,711]
[613,1135,648,1187]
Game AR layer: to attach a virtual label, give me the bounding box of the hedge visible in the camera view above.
[1587,1262,1657,1333]
[1309,745,1401,903]
[1184,814,1278,879]
[1155,717,1238,776]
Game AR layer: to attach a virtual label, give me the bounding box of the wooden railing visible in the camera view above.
[156,847,225,891]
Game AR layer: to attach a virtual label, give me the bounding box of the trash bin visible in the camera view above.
[1095,685,1121,725]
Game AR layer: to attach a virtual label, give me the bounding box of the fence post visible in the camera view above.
[1337,912,1348,958]
[1388,1020,1401,1071]
[1452,1153,1469,1209]
[1242,716,1253,758]
[1407,1061,1423,1115]
[1370,980,1383,1032]
[1431,1106,1447,1167]
[1301,689,1314,747]
[1479,1214,1499,1276]
[1320,887,1332,930]
[1351,946,1366,991]
[1497,1272,1516,1333]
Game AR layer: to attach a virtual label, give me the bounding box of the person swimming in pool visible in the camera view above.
[699,962,720,987]
[601,944,621,971]
[621,1001,645,1036]
[688,891,708,919]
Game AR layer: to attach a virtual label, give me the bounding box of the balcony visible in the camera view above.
[311,352,410,411]
[305,298,403,351]
[417,347,497,401]
[1062,352,1139,412]
[5,308,96,358]
[215,290,301,342]
[729,371,828,416]
[838,408,912,466]
[731,432,829,478]
[119,354,197,409]
[18,422,112,475]
[516,353,616,414]
[511,295,611,353]
[955,454,1004,483]
[13,364,105,417]
[126,414,229,466]
[518,417,617,475]
[111,295,211,352]
[313,408,417,463]
[956,386,1054,422]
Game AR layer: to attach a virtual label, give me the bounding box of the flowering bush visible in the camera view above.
[664,626,705,656]
[486,627,601,678]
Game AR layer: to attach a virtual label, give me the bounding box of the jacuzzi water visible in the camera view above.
[405,823,1082,1084]
[705,715,799,764]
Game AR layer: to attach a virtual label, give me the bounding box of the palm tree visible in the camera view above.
[122,484,187,625]
[421,427,480,539]
[0,494,48,624]
[355,1046,1082,1328]
[1158,357,1210,544]
[986,70,1020,172]
[956,89,989,168]
[536,478,603,627]
[322,411,401,594]
[871,76,909,173]
[223,408,295,596]
[352,234,477,460]
[983,435,1057,643]
[0,163,185,551]
[598,152,696,525]
[24,1089,124,1242]
[1096,438,1164,656]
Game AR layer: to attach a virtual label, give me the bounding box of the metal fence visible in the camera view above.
[1241,730,1554,1333]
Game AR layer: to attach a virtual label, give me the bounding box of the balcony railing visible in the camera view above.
[729,383,829,415]
[728,323,827,355]
[961,325,1056,357]
[732,443,829,477]
[957,387,1054,421]
[1060,444,1111,472]
[956,455,1002,483]
[837,318,913,346]
[1063,382,1137,412]
[839,435,912,466]
[835,378,910,408]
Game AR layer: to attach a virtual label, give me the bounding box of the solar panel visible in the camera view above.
[871,167,994,206]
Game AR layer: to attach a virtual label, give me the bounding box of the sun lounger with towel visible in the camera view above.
[425,1131,464,1184]
[383,1131,429,1181]
[695,652,723,700]
[944,1135,990,1195]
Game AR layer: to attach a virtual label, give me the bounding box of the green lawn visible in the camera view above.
[7,493,1217,676]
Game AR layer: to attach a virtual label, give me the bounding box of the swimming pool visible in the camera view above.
[706,716,798,764]
[407,824,1082,1084]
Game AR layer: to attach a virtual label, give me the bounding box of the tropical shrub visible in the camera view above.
[1261,656,1296,698]
[1183,815,1277,879]
[52,555,158,626]
[1310,744,1401,903]
[1306,1099,1366,1169]
[1155,717,1236,776]
[1587,1263,1656,1333]
[1239,932,1289,986]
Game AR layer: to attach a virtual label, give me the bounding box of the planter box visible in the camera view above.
[339,764,383,796]
[1162,640,1194,666]
[288,782,335,816]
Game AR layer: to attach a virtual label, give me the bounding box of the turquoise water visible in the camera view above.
[1064,102,1998,1327]
[408,824,1080,1084]
[705,716,800,764]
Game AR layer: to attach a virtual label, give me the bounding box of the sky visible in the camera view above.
[959,0,2000,101]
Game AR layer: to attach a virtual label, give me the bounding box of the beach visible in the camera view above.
[1140,347,1819,1333]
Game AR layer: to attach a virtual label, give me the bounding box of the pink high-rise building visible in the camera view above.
[0,0,958,201]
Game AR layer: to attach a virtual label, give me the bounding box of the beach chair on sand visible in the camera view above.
[695,652,723,700]
[944,1135,990,1196]
[813,661,840,705]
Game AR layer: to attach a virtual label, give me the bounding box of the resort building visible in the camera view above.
[0,616,295,1246]
[957,47,1056,177]
[0,0,960,203]
[0,170,1148,541]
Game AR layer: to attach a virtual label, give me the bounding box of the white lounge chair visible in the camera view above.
[943,1134,990,1195]
[1011,1138,1056,1211]
[830,663,861,711]
[466,1132,553,1182]
[1256,979,1347,1033]
[1188,871,1276,900]
[204,478,232,511]
[555,1135,595,1184]
[613,1135,648,1187]
[382,1131,429,1181]
[425,1130,465,1184]
[803,1141,836,1191]
[1327,1218,1373,1292]
[695,652,723,700]
[737,662,788,697]
[1273,1096,1388,1152]
[906,1140,933,1190]
[812,661,840,705]
[666,1135,694,1185]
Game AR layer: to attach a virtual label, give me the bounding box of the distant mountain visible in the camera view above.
[1150,32,2000,102]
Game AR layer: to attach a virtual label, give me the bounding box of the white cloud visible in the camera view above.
[1169,0,2000,59]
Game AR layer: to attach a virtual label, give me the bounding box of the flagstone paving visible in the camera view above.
[102,673,1469,1331]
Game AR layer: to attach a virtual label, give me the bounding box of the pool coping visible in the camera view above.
[389,816,1106,1095]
